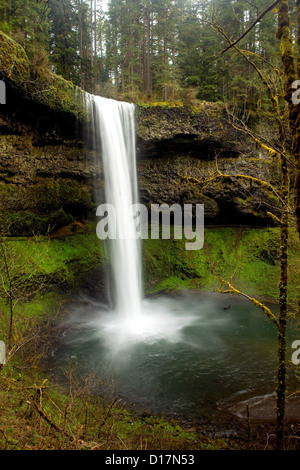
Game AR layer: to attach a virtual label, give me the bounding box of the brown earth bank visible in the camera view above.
[161,403,300,450]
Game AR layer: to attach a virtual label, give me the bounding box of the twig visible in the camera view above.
[218,279,278,326]
[221,0,282,54]
[98,397,120,437]
[26,398,72,437]
[246,403,251,441]
[264,432,276,450]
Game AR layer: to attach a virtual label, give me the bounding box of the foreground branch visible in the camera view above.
[218,280,278,326]
[221,0,282,54]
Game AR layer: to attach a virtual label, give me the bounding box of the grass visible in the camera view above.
[0,354,236,450]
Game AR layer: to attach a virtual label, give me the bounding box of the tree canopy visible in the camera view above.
[1,0,297,106]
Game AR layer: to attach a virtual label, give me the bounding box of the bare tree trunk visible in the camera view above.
[296,0,300,238]
[79,0,84,90]
[162,37,167,101]
[144,1,152,97]
[94,0,97,93]
[275,0,296,448]
[276,162,288,449]
[0,242,14,350]
[90,0,94,92]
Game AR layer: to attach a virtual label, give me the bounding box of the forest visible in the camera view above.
[0,0,293,105]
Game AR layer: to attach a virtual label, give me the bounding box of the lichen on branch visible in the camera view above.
[218,279,278,326]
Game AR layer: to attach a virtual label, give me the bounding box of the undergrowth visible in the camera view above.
[0,348,233,450]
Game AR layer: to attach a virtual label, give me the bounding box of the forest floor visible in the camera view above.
[0,359,241,451]
[1,343,300,451]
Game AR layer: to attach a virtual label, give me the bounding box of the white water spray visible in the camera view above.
[92,96,142,319]
[84,94,197,345]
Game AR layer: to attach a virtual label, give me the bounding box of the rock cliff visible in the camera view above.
[0,31,281,234]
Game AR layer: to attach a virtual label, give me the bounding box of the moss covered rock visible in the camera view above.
[1,226,298,309]
[0,30,84,118]
[142,226,299,306]
[0,30,30,84]
[136,102,254,159]
[0,179,95,236]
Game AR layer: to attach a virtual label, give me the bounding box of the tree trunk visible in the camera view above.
[296,0,300,238]
[144,1,152,97]
[94,0,97,93]
[79,0,84,90]
[276,150,289,450]
[275,0,296,448]
[90,0,94,92]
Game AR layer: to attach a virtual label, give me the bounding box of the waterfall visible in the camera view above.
[78,94,202,345]
[90,96,142,319]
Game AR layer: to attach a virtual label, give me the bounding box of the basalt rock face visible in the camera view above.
[0,85,99,235]
[0,84,281,235]
[137,155,280,225]
[136,105,281,226]
[0,29,282,234]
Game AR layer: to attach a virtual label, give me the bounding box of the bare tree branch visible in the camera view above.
[221,0,282,54]
[218,280,278,326]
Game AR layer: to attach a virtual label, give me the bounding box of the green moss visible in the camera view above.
[112,407,202,449]
[1,208,73,236]
[0,226,298,325]
[0,292,64,339]
[0,358,233,450]
[30,179,95,218]
[18,292,62,319]
[142,227,299,305]
[0,30,30,83]
[0,232,106,342]
[0,30,85,118]
[137,101,184,109]
[0,231,105,296]
[0,179,95,235]
[30,72,85,119]
[136,101,227,142]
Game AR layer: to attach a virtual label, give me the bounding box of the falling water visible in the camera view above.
[90,96,142,319]
[85,94,197,341]
[83,94,202,344]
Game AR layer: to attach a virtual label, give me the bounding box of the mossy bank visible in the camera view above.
[0,225,298,330]
[0,359,240,450]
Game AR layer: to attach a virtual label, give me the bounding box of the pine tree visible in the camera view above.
[48,0,80,84]
[0,0,50,61]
